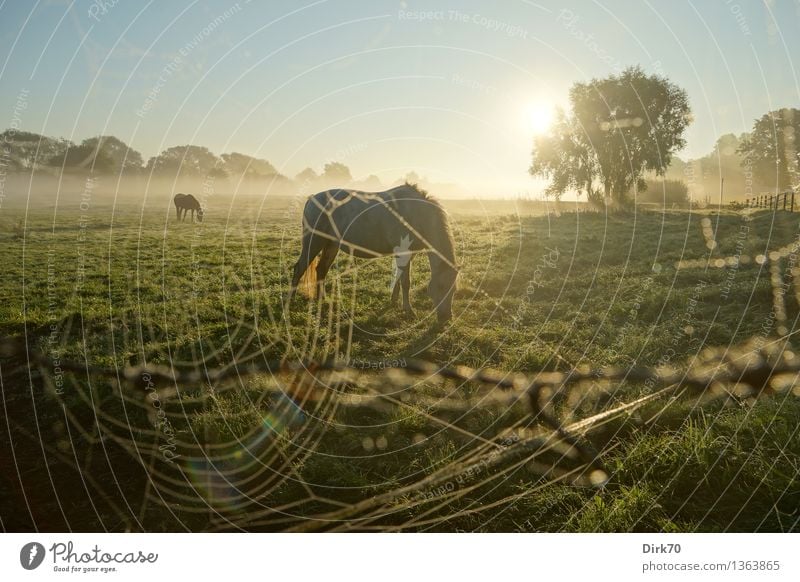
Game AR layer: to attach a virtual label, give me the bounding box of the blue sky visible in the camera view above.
[1,0,799,195]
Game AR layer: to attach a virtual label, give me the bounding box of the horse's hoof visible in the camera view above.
[402,308,415,317]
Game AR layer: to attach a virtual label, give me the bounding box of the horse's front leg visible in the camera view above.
[390,267,401,306]
[400,264,414,316]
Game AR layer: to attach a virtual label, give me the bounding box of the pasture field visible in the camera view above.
[0,197,798,532]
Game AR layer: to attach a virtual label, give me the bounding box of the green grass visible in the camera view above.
[0,201,798,531]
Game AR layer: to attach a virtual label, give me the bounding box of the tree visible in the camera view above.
[322,161,352,183]
[81,136,143,173]
[1,130,70,170]
[146,145,224,177]
[738,108,800,190]
[48,136,143,173]
[530,67,692,207]
[221,152,279,178]
[294,167,318,185]
[52,142,114,172]
[359,174,383,191]
[529,109,599,203]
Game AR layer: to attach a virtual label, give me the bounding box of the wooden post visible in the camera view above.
[792,191,795,212]
[783,192,787,210]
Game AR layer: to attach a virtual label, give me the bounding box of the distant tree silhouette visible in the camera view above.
[81,136,143,173]
[146,145,225,177]
[221,152,280,178]
[738,108,800,190]
[294,167,319,186]
[359,174,383,191]
[52,142,114,172]
[530,66,691,207]
[1,130,69,170]
[322,161,352,183]
[48,136,143,173]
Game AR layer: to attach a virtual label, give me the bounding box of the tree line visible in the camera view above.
[0,130,389,190]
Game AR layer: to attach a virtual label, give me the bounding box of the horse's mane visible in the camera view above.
[396,182,455,267]
[402,181,429,198]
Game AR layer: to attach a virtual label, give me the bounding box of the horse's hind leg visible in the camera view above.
[400,258,414,315]
[390,273,401,305]
[288,233,325,302]
[314,244,339,301]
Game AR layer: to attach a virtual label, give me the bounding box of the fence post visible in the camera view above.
[793,191,795,213]
[784,192,787,210]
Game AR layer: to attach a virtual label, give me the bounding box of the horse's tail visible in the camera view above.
[298,255,320,298]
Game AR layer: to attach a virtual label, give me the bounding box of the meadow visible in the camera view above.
[0,196,798,532]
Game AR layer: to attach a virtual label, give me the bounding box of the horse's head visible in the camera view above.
[428,263,458,324]
[197,207,204,222]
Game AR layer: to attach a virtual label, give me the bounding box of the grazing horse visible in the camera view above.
[173,193,204,222]
[288,183,458,324]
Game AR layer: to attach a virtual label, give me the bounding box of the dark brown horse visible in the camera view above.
[288,183,458,323]
[174,193,204,222]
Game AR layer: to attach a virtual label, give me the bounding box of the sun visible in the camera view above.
[526,102,555,134]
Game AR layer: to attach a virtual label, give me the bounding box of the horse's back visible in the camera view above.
[174,193,199,208]
[303,186,436,257]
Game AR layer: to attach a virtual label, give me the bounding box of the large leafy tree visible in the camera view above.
[530,67,692,206]
[146,145,225,177]
[738,108,800,190]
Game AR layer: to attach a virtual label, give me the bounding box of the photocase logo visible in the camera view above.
[19,542,45,570]
[389,234,413,290]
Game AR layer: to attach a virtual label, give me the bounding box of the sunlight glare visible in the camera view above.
[526,102,554,134]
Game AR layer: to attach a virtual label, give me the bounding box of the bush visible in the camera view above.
[637,179,690,207]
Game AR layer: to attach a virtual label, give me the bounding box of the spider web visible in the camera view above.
[2,196,799,532]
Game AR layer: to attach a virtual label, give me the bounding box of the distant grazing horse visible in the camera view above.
[287,183,458,324]
[174,193,204,222]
